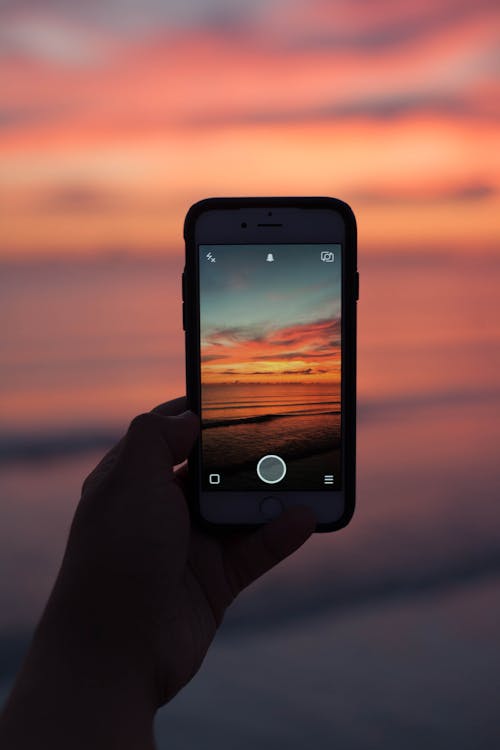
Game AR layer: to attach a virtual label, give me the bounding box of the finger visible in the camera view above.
[151,396,188,416]
[82,398,192,495]
[223,506,316,596]
[112,410,199,482]
[174,463,188,481]
[81,437,125,495]
[173,463,189,499]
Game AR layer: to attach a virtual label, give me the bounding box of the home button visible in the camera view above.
[259,496,283,519]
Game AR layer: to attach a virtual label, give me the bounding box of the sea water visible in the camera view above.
[1,252,500,748]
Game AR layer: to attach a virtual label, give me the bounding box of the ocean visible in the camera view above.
[1,252,500,748]
[201,382,341,489]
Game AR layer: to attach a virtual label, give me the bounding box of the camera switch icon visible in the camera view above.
[320,250,335,262]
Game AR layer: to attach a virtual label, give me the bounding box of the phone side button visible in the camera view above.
[259,496,283,519]
[182,270,186,301]
[355,271,360,301]
[182,302,186,330]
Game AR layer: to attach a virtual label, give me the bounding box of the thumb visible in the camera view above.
[223,506,316,596]
[113,410,199,482]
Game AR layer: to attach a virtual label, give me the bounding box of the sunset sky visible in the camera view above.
[2,8,500,737]
[199,244,341,383]
[1,0,499,258]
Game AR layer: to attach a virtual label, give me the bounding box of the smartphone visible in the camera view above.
[183,197,357,531]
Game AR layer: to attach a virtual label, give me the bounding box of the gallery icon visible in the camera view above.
[209,473,221,485]
[320,250,335,262]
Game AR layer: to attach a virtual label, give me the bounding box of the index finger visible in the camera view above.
[151,396,188,416]
[82,396,191,495]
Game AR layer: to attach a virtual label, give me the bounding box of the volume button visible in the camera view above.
[355,271,359,301]
[182,302,186,330]
[182,270,186,301]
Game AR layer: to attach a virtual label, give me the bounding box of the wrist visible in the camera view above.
[0,590,157,750]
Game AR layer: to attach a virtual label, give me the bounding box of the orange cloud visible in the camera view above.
[0,1,498,257]
[201,318,341,383]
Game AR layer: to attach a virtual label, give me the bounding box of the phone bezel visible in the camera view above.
[184,197,357,532]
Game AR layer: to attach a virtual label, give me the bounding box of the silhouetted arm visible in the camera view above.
[0,398,315,749]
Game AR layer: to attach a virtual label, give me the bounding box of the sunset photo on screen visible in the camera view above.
[199,244,342,490]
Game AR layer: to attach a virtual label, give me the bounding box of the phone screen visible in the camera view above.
[198,243,342,492]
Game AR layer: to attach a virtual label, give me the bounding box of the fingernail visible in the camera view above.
[175,410,199,421]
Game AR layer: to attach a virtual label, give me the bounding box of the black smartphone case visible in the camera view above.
[183,197,357,532]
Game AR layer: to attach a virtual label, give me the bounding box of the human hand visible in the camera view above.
[67,396,316,704]
[0,397,315,749]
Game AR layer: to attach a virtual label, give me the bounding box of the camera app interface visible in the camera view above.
[199,244,342,491]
